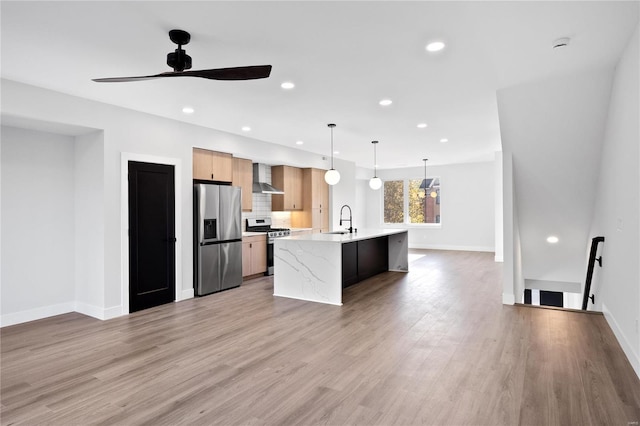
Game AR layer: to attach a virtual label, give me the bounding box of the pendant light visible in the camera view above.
[324,123,340,185]
[419,158,438,198]
[419,158,429,198]
[369,141,382,190]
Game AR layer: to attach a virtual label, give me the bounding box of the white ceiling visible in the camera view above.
[1,1,637,169]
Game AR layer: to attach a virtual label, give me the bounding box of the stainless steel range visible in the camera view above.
[246,218,290,275]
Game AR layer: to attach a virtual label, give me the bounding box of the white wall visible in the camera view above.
[329,158,357,232]
[497,68,613,284]
[74,131,105,317]
[502,152,519,304]
[588,25,640,377]
[494,151,504,262]
[1,79,358,323]
[1,127,76,325]
[363,160,495,252]
[354,179,368,232]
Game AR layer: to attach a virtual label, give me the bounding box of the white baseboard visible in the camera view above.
[502,293,515,305]
[409,243,495,253]
[602,303,640,380]
[104,306,123,320]
[1,292,190,327]
[74,302,123,320]
[74,301,104,320]
[0,302,75,327]
[180,288,194,301]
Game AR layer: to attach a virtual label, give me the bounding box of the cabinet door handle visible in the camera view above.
[250,243,252,248]
[211,173,214,179]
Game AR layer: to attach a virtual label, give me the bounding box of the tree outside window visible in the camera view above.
[383,180,404,223]
[383,177,440,224]
[410,178,440,224]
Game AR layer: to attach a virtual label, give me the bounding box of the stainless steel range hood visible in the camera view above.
[252,163,284,194]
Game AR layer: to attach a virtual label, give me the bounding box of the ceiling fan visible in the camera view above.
[92,29,272,83]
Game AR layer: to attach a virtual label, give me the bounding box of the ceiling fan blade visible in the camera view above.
[93,66,272,83]
[179,65,272,80]
[92,72,174,83]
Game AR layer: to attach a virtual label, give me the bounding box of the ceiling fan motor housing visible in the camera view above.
[167,49,192,72]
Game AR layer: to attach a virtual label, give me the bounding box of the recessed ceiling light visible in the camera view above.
[296,140,304,145]
[379,99,393,106]
[426,41,445,52]
[241,126,251,132]
[547,236,559,244]
[182,106,194,114]
[281,81,295,89]
[440,138,448,143]
[417,123,428,129]
[334,151,340,155]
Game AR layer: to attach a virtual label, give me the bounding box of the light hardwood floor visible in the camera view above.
[2,250,639,425]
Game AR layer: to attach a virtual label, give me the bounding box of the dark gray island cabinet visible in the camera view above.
[342,236,390,287]
[273,229,409,305]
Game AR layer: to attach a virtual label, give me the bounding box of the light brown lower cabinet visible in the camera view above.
[242,235,267,277]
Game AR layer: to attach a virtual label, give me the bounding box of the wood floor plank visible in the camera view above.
[2,250,639,425]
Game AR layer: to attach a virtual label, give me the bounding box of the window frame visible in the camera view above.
[381,177,442,228]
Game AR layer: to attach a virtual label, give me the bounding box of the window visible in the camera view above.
[383,177,441,225]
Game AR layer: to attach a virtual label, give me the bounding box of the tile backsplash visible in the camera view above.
[241,165,292,230]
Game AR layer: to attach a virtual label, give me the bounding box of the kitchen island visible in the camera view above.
[273,229,408,305]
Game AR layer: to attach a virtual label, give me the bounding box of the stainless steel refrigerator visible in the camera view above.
[194,184,243,296]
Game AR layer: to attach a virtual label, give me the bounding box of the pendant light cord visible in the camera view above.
[423,158,428,196]
[328,123,336,170]
[330,126,334,169]
[373,141,378,177]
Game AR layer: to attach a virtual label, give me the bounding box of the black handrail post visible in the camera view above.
[582,236,605,310]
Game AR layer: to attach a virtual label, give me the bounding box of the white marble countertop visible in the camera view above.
[281,228,407,244]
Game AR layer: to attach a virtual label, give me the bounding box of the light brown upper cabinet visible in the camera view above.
[193,148,233,182]
[307,168,329,210]
[291,168,330,232]
[232,157,253,211]
[271,165,302,211]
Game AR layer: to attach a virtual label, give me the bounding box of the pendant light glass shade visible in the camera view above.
[325,169,340,185]
[369,140,382,190]
[325,123,340,185]
[369,177,382,190]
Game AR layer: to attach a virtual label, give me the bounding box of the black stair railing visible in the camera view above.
[582,236,605,310]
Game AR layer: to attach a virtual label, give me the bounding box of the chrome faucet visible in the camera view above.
[339,204,353,233]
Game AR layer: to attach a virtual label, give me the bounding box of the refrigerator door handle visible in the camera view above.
[198,186,205,244]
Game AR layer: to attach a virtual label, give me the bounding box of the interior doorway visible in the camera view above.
[128,161,176,312]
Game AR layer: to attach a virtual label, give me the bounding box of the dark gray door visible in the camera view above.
[128,161,176,313]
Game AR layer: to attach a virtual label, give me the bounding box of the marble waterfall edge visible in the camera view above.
[274,239,343,305]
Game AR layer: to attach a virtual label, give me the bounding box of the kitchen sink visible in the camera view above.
[325,231,350,235]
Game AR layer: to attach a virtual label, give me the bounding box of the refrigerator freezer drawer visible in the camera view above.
[197,243,221,296]
[220,241,242,291]
[196,241,242,296]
